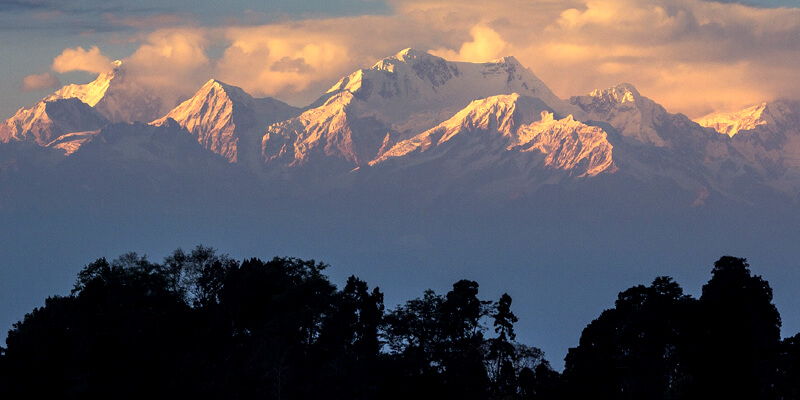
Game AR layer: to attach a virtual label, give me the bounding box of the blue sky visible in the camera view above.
[2,0,800,120]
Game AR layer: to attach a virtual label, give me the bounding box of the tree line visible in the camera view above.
[0,247,798,399]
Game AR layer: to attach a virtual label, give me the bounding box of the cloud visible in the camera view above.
[123,28,214,108]
[271,57,315,73]
[102,12,196,30]
[39,0,800,116]
[215,25,353,102]
[21,72,60,91]
[51,46,113,74]
[430,25,508,62]
[392,0,800,116]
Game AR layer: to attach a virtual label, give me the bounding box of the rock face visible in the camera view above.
[154,79,300,163]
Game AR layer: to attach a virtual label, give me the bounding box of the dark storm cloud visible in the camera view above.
[270,57,315,74]
[0,0,192,33]
[702,0,800,7]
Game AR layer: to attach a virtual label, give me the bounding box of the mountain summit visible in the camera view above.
[318,48,582,131]
[46,60,164,123]
[0,98,106,149]
[371,93,615,180]
[154,79,300,163]
[262,48,584,171]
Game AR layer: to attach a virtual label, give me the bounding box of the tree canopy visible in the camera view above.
[1,250,797,400]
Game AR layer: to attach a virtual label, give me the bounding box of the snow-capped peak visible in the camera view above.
[200,79,253,103]
[694,102,793,137]
[570,83,673,147]
[490,55,522,67]
[392,47,431,62]
[0,98,107,146]
[588,83,640,105]
[370,92,615,177]
[315,48,581,136]
[46,60,122,108]
[155,78,300,163]
[45,60,164,123]
[370,93,548,164]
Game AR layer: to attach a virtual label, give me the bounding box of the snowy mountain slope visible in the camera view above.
[695,102,777,138]
[153,79,300,163]
[695,101,800,148]
[697,101,800,196]
[317,48,583,132]
[46,60,164,123]
[262,49,585,171]
[370,93,615,180]
[569,83,722,149]
[46,131,101,156]
[0,98,107,149]
[0,60,165,156]
[371,94,550,163]
[0,118,249,217]
[47,61,121,108]
[556,84,780,205]
[65,119,225,169]
[515,113,616,178]
[263,91,396,169]
[2,49,799,205]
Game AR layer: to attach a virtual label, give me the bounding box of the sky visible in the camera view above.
[3,0,800,370]
[2,0,800,120]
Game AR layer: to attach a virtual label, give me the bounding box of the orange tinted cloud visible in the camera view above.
[124,28,214,108]
[431,25,509,62]
[52,46,113,74]
[48,0,800,117]
[216,25,351,102]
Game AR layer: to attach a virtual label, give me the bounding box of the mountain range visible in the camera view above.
[3,48,798,205]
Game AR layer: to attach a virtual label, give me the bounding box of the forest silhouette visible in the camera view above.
[1,247,798,399]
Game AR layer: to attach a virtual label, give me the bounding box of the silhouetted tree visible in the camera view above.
[4,254,195,399]
[687,256,782,400]
[563,276,695,400]
[17,247,782,400]
[440,280,491,400]
[217,256,337,400]
[311,276,385,400]
[3,295,77,398]
[164,245,237,308]
[384,289,447,398]
[515,345,560,400]
[487,293,519,399]
[776,333,800,400]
